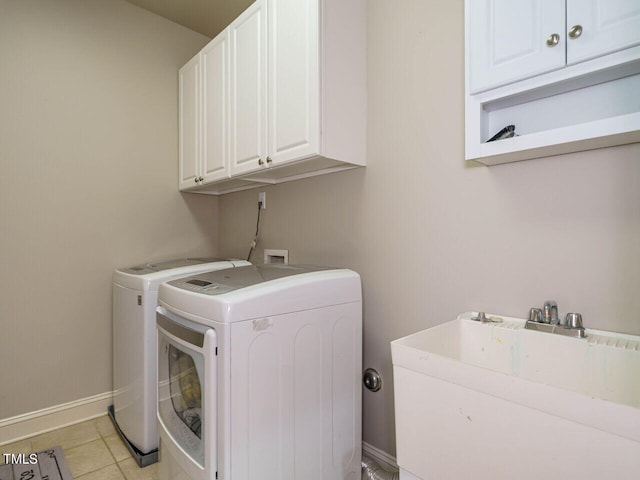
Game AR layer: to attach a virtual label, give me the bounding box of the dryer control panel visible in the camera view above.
[172,278,239,296]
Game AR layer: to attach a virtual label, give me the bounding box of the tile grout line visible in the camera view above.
[66,437,117,479]
[95,418,136,480]
[115,459,129,480]
[97,429,130,480]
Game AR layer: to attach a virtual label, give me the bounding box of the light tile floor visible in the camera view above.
[1,416,158,480]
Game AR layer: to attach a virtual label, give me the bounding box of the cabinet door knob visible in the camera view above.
[546,33,560,47]
[194,178,199,184]
[266,156,272,164]
[199,176,204,182]
[568,25,582,39]
[258,158,264,166]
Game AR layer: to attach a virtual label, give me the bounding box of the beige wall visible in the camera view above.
[1,0,638,459]
[0,0,216,419]
[219,0,640,455]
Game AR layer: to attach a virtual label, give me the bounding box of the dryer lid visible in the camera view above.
[167,264,333,296]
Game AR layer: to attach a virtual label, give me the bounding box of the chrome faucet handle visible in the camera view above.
[528,308,543,323]
[565,313,587,338]
[543,300,559,325]
[565,313,584,329]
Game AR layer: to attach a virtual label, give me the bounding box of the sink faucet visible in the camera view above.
[526,301,586,339]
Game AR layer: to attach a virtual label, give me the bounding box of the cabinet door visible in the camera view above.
[201,30,230,183]
[468,0,566,93]
[178,55,200,190]
[267,0,320,165]
[566,0,640,65]
[229,0,268,176]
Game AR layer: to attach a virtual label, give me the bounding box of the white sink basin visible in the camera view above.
[391,312,640,480]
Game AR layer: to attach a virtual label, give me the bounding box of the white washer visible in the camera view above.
[112,257,250,464]
[156,264,362,480]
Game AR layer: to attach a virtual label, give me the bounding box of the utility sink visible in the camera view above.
[391,313,640,480]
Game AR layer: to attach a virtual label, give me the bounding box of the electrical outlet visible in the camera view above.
[258,191,266,209]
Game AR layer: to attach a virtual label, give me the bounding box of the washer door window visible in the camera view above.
[158,330,206,468]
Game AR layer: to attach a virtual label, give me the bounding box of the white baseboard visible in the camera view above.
[0,392,113,446]
[363,440,398,472]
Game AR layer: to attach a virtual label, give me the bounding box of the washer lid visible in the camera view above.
[167,264,333,295]
[119,257,225,275]
[160,264,361,323]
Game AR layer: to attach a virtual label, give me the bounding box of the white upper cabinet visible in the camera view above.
[201,30,230,183]
[229,0,267,177]
[179,0,366,194]
[469,0,640,94]
[468,0,566,94]
[465,0,640,165]
[566,0,640,64]
[267,0,320,166]
[178,55,200,190]
[178,30,230,190]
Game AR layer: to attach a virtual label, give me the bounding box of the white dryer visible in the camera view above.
[111,257,249,465]
[156,264,362,480]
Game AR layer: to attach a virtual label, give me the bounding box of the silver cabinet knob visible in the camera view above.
[266,156,272,164]
[568,25,583,39]
[199,176,204,182]
[258,158,264,166]
[194,178,199,184]
[546,33,560,47]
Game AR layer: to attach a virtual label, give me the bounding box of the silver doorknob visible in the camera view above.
[568,25,583,39]
[546,33,560,46]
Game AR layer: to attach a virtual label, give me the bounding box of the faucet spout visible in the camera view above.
[543,300,559,325]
